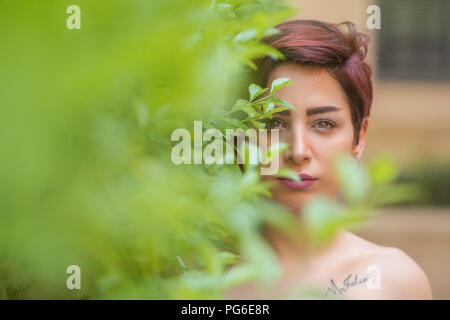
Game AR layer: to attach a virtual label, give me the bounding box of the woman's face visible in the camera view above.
[260,63,369,213]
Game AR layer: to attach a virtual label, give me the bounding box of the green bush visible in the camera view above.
[396,160,450,207]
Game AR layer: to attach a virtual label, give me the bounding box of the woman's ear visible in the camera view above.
[352,117,369,159]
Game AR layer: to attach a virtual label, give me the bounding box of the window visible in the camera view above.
[377,0,450,80]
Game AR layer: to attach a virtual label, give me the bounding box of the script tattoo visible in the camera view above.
[325,273,371,297]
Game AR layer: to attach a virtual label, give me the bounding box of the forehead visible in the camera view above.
[266,63,349,112]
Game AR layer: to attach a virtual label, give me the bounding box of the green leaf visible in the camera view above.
[232,98,249,111]
[263,97,295,110]
[217,3,232,11]
[334,154,370,205]
[274,168,301,182]
[266,106,292,116]
[262,142,289,165]
[218,251,239,265]
[369,155,399,186]
[249,84,268,102]
[176,256,189,272]
[243,58,258,70]
[217,3,236,18]
[250,118,265,129]
[209,238,236,251]
[241,235,282,286]
[223,265,257,289]
[231,99,260,117]
[231,99,259,117]
[303,196,345,247]
[264,102,275,114]
[263,27,281,37]
[240,105,258,118]
[233,28,258,42]
[269,77,293,95]
[211,118,248,131]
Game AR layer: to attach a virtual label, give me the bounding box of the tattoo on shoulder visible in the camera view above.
[325,274,369,297]
[324,266,381,297]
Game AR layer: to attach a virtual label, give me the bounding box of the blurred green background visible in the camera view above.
[0,0,303,299]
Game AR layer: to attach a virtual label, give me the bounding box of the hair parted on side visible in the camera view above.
[254,19,373,146]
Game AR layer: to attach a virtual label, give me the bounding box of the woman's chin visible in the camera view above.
[271,191,315,214]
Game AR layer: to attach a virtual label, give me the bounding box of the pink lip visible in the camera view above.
[278,173,317,189]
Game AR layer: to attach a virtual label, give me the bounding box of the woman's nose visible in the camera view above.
[283,126,312,165]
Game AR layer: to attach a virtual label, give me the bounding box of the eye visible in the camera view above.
[312,119,336,129]
[266,118,287,129]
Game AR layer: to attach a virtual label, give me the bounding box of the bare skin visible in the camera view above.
[224,63,433,300]
[224,229,433,299]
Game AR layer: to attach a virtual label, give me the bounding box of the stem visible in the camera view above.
[252,93,274,105]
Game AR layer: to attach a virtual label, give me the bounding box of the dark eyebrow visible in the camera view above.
[306,106,340,116]
[272,105,340,116]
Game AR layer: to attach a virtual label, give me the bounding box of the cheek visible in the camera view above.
[310,129,354,181]
[311,128,354,158]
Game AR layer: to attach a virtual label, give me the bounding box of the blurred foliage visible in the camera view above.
[395,160,450,207]
[0,0,417,300]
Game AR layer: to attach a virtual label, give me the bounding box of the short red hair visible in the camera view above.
[254,19,373,145]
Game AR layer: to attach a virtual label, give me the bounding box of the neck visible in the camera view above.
[261,222,312,274]
[260,198,343,276]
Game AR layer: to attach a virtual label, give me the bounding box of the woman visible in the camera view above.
[224,20,433,300]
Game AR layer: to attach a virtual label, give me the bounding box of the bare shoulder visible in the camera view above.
[343,233,433,300]
[365,246,432,299]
